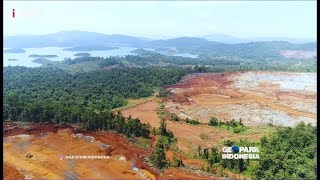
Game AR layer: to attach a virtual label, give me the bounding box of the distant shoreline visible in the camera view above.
[63,46,120,51]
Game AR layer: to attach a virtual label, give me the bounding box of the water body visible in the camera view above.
[3,47,198,67]
[3,47,137,67]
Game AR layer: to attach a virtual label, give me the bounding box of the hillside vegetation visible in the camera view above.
[213,122,316,179]
[42,53,316,74]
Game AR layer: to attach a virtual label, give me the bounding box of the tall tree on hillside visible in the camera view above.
[150,138,168,169]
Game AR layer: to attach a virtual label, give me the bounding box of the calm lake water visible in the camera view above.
[3,47,197,67]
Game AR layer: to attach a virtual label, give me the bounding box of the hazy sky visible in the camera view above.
[3,1,317,39]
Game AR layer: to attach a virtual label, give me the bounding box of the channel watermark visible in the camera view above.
[222,145,260,159]
[59,154,110,160]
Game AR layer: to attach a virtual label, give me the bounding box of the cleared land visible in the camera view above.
[122,71,316,155]
[3,122,155,179]
[280,50,317,59]
[5,71,316,179]
[164,71,316,127]
[4,122,212,179]
[121,98,273,154]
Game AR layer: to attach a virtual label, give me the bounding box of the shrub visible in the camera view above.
[233,125,243,133]
[209,117,219,126]
[171,114,179,121]
[186,118,200,125]
[171,156,184,167]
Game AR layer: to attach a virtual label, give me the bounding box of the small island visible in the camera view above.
[29,54,58,58]
[8,58,19,61]
[4,48,26,53]
[74,52,91,57]
[32,58,52,64]
[63,46,120,51]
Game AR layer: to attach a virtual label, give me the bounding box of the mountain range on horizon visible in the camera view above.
[4,30,317,49]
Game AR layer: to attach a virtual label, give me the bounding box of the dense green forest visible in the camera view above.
[3,66,199,134]
[255,122,316,179]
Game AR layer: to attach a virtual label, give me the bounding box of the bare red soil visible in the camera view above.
[4,122,213,179]
[3,163,25,180]
[4,122,156,179]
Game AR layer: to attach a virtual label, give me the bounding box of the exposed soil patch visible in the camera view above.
[280,50,317,59]
[72,130,154,174]
[121,99,161,128]
[4,122,66,137]
[164,72,316,127]
[4,122,155,179]
[160,167,216,179]
[4,121,212,179]
[121,99,268,153]
[3,163,25,180]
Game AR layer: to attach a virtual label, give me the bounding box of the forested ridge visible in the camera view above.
[44,52,316,74]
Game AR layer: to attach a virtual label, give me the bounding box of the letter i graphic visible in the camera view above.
[12,9,15,18]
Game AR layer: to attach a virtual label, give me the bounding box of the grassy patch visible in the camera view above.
[157,103,168,119]
[241,125,277,136]
[48,61,102,74]
[185,118,200,125]
[112,96,153,112]
[135,137,152,149]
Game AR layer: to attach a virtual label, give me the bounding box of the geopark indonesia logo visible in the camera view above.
[222,145,260,159]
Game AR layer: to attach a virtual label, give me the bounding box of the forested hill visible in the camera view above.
[4,31,148,48]
[43,52,316,74]
[169,41,317,58]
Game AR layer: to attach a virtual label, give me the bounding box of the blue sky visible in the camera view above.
[3,1,317,39]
